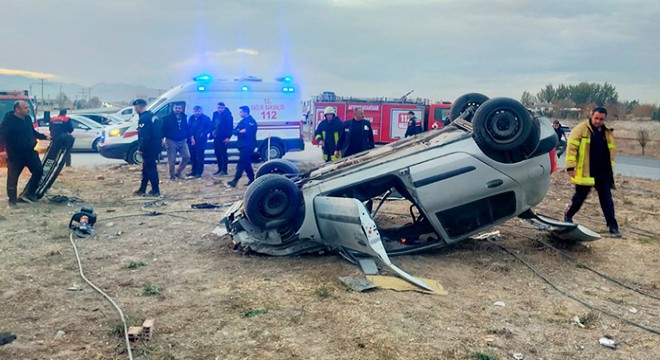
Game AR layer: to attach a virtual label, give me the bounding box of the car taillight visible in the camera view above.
[124,130,138,138]
[549,148,557,173]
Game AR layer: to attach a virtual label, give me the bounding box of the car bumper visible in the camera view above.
[98,142,130,160]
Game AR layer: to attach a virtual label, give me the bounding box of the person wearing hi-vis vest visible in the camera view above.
[564,107,621,238]
[314,106,344,162]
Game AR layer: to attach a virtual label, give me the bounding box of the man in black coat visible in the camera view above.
[335,107,375,158]
[211,102,233,175]
[0,101,49,207]
[187,105,213,178]
[132,99,161,196]
[404,110,423,137]
[227,106,257,187]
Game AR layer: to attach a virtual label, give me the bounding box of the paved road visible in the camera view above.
[72,144,660,180]
[557,154,660,180]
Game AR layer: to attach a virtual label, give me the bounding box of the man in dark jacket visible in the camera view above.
[49,109,75,166]
[335,107,375,158]
[161,103,192,180]
[0,101,49,207]
[132,99,161,196]
[314,106,343,162]
[404,110,423,137]
[227,106,257,187]
[186,105,213,178]
[211,102,233,175]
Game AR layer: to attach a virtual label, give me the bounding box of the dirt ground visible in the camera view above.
[0,160,658,360]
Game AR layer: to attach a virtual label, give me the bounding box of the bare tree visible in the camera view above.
[637,128,650,156]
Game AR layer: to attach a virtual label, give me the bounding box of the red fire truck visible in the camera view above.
[307,91,452,144]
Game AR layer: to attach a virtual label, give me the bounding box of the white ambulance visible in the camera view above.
[98,75,304,164]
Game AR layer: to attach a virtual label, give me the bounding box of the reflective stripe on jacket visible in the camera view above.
[565,119,616,186]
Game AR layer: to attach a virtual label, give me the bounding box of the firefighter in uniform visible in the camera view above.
[49,109,75,166]
[314,106,343,162]
[132,99,161,197]
[0,101,49,206]
[564,107,620,237]
[335,107,375,158]
[404,110,422,137]
[227,106,258,187]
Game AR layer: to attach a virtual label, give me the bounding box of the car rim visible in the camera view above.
[261,190,288,217]
[485,109,522,144]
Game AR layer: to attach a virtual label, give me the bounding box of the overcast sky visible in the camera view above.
[2,0,659,103]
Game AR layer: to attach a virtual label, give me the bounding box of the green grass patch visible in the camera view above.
[240,308,268,318]
[142,284,162,296]
[470,350,498,360]
[137,343,159,356]
[126,260,147,270]
[315,286,334,300]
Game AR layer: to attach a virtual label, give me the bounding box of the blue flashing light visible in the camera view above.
[197,85,206,91]
[276,76,294,83]
[281,86,295,93]
[193,74,212,82]
[241,86,250,91]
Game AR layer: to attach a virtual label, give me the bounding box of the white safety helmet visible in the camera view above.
[323,106,336,115]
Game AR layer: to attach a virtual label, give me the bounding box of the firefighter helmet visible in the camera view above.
[323,106,336,115]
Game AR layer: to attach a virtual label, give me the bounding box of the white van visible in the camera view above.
[98,76,305,164]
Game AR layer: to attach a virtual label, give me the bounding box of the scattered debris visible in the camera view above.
[127,319,155,342]
[484,335,496,343]
[473,231,501,241]
[339,276,378,292]
[598,337,618,349]
[629,307,638,314]
[572,316,586,328]
[493,301,506,307]
[212,226,228,237]
[365,275,447,295]
[512,352,524,360]
[357,259,379,275]
[54,330,65,340]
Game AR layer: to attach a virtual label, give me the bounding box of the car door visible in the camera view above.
[71,119,98,151]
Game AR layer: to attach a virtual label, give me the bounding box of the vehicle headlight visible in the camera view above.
[109,128,122,137]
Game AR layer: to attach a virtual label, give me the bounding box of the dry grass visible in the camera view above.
[0,162,658,360]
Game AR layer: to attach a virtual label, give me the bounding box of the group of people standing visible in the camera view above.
[313,106,375,162]
[131,100,258,197]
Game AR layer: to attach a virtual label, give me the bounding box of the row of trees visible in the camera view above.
[521,82,660,121]
[53,92,102,110]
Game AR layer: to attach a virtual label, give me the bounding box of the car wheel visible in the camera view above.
[450,93,489,122]
[92,138,100,152]
[256,159,300,179]
[244,174,303,230]
[472,98,534,152]
[126,144,143,165]
[260,140,285,161]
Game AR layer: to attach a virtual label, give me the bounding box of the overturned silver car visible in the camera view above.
[223,94,599,289]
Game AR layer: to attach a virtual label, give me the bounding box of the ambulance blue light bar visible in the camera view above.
[241,86,250,91]
[193,74,212,82]
[276,76,294,83]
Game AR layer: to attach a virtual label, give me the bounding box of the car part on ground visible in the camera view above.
[23,133,75,200]
[223,94,599,289]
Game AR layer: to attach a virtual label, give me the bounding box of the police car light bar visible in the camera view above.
[193,74,212,82]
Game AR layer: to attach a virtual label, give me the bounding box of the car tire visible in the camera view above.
[450,93,489,122]
[244,174,303,230]
[472,98,534,152]
[126,143,142,165]
[92,138,100,152]
[256,159,300,179]
[260,140,285,161]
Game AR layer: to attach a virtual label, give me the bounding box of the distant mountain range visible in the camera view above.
[0,74,162,103]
